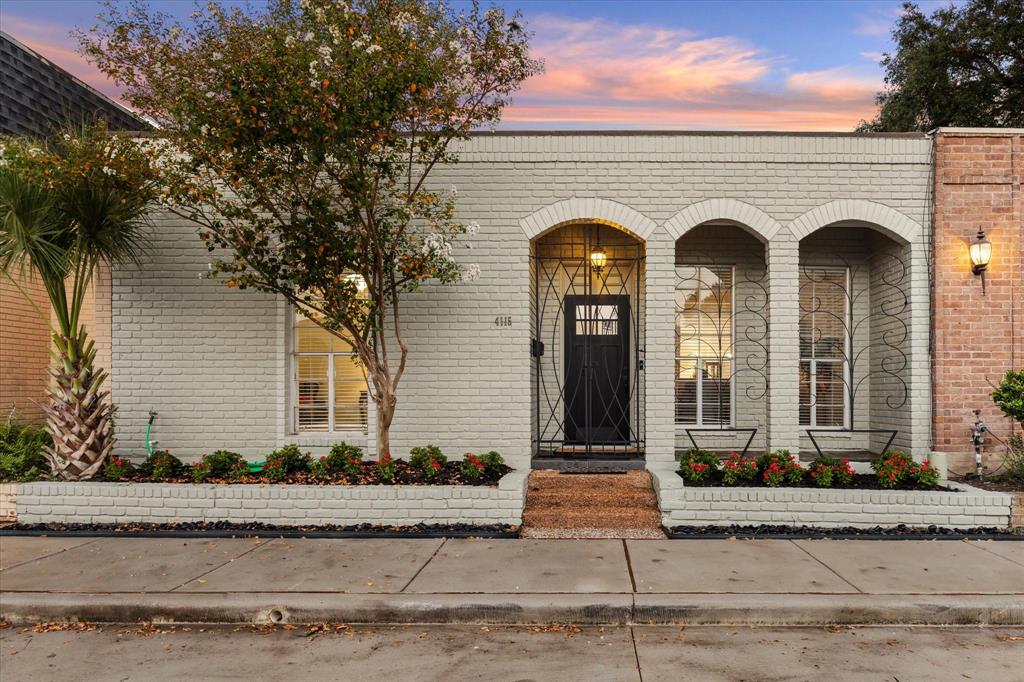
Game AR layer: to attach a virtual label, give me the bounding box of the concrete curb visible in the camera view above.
[2,592,1022,626]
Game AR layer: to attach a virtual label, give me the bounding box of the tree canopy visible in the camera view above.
[859,0,1024,132]
[79,0,541,455]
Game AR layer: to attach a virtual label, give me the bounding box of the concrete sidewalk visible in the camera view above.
[1,536,1022,626]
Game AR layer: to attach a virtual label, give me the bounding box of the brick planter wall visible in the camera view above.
[649,465,1013,529]
[0,484,15,522]
[933,129,1023,475]
[1012,492,1024,530]
[12,471,527,526]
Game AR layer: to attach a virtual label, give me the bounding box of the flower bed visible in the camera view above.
[650,462,1013,530]
[677,449,946,491]
[11,470,528,527]
[102,443,510,487]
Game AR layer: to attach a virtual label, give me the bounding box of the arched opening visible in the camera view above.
[674,222,768,455]
[797,224,911,459]
[530,221,646,460]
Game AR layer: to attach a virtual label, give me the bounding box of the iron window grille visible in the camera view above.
[799,266,851,429]
[675,265,735,427]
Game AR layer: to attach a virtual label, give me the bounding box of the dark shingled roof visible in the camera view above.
[1,31,146,137]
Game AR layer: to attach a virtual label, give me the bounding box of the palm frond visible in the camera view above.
[0,169,69,284]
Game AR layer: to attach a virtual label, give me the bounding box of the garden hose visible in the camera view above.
[146,411,157,457]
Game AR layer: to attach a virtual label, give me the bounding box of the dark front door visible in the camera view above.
[564,295,630,445]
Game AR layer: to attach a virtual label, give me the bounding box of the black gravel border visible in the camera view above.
[664,524,1023,540]
[0,521,520,539]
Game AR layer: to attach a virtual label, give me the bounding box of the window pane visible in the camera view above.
[295,315,331,353]
[799,361,811,426]
[334,354,368,432]
[799,269,846,360]
[814,361,846,427]
[701,359,731,425]
[296,355,329,431]
[675,359,698,424]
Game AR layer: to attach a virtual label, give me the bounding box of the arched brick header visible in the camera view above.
[662,199,783,243]
[789,199,922,245]
[518,198,658,242]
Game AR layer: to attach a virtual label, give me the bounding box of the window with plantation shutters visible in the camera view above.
[675,265,734,427]
[293,313,368,433]
[799,267,849,428]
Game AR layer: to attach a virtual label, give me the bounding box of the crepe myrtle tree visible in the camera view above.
[0,123,159,479]
[80,0,541,456]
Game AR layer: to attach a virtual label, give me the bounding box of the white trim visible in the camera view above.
[663,199,783,243]
[519,198,658,241]
[789,200,921,245]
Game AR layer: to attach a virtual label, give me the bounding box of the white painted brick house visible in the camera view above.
[111,131,934,474]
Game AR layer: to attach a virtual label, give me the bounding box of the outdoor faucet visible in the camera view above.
[971,409,988,480]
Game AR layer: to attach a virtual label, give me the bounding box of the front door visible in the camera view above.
[564,295,630,445]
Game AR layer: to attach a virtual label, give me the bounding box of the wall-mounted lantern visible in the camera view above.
[969,228,992,293]
[589,245,608,273]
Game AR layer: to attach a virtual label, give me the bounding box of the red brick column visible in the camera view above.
[933,130,1023,474]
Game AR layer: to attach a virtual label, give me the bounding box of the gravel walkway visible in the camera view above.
[522,470,665,539]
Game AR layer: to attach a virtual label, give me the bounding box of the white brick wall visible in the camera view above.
[15,471,527,526]
[649,464,1013,529]
[110,132,934,468]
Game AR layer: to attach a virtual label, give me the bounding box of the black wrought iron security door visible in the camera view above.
[564,295,630,444]
[531,223,645,457]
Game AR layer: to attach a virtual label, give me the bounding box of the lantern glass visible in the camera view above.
[590,246,608,271]
[969,235,992,273]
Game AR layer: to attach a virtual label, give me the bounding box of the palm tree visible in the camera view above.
[0,124,156,479]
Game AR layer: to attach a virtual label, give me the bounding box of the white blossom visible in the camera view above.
[421,233,453,260]
[465,221,479,235]
[211,51,222,60]
[317,45,332,61]
[365,44,382,55]
[461,264,481,282]
[285,34,296,48]
[200,124,210,136]
[302,31,314,41]
[101,166,116,176]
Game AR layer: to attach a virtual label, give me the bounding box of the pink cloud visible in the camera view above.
[505,16,883,130]
[524,16,772,103]
[785,68,881,103]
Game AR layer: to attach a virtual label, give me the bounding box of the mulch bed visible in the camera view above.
[666,523,1023,539]
[102,461,512,487]
[0,521,519,538]
[964,477,1024,494]
[678,472,955,492]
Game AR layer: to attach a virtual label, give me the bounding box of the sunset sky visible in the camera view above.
[0,0,952,131]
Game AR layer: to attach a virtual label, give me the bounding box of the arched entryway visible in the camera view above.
[530,221,646,461]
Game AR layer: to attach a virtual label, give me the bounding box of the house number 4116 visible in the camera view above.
[494,315,512,327]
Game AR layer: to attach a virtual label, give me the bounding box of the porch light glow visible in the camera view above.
[969,228,992,275]
[590,245,608,273]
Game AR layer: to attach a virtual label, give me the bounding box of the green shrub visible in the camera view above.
[460,453,485,482]
[807,456,854,488]
[757,450,804,487]
[138,450,185,480]
[997,435,1024,484]
[0,420,50,482]
[191,450,248,483]
[102,455,135,481]
[992,369,1024,425]
[410,444,447,478]
[871,451,940,489]
[478,451,505,474]
[262,444,311,482]
[376,453,396,482]
[678,448,720,483]
[721,452,757,486]
[310,442,365,478]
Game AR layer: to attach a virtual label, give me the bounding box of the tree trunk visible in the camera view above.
[374,384,396,458]
[40,328,115,480]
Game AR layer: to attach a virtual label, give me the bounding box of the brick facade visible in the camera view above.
[1,272,50,422]
[933,129,1024,474]
[109,132,934,469]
